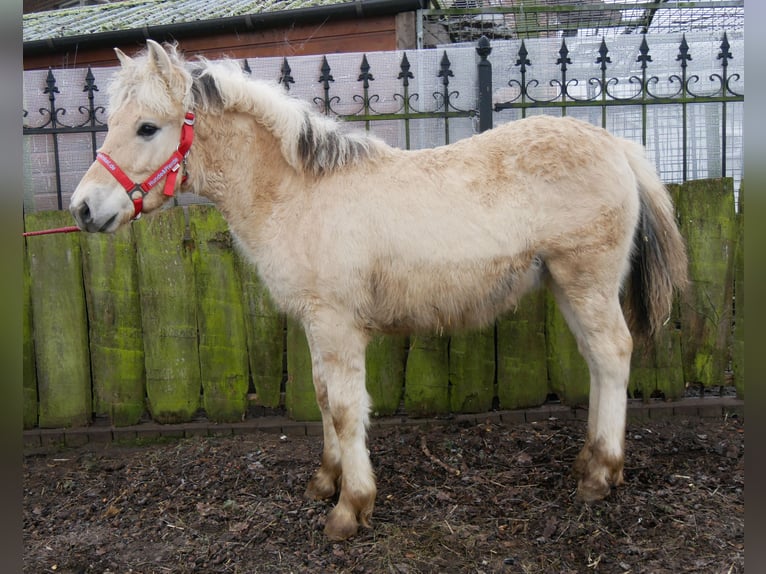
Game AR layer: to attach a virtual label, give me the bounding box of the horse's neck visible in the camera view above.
[188,110,296,228]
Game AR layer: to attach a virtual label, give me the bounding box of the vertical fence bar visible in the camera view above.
[476,36,493,133]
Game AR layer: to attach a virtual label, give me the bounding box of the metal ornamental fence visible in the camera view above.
[22,33,744,429]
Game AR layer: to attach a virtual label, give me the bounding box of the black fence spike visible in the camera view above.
[318,55,334,89]
[719,32,732,68]
[438,51,454,86]
[677,34,692,69]
[557,38,571,73]
[596,37,611,72]
[637,35,652,69]
[398,52,414,87]
[358,54,374,89]
[242,59,251,75]
[279,58,295,91]
[516,40,530,73]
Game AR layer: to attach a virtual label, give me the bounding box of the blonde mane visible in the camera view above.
[109,43,385,176]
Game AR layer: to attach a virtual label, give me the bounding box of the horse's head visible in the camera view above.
[70,40,195,232]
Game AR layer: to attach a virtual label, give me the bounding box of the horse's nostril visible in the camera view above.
[78,202,91,224]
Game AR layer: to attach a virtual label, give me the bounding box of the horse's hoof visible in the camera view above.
[575,477,611,503]
[305,470,339,501]
[324,506,359,541]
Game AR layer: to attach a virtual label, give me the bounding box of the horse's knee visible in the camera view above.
[574,438,624,502]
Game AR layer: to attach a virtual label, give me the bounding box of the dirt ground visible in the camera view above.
[23,413,743,574]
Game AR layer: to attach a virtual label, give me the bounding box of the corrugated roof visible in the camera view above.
[23,0,351,42]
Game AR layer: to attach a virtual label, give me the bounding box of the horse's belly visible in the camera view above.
[360,254,545,334]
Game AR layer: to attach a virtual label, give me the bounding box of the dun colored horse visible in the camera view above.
[70,41,687,541]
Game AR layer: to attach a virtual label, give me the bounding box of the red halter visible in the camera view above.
[96,112,195,219]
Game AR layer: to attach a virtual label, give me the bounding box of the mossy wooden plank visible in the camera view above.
[285,317,320,421]
[496,291,548,409]
[366,335,406,417]
[449,327,495,413]
[133,208,200,423]
[653,318,686,400]
[545,292,589,407]
[25,211,91,428]
[674,178,736,388]
[234,247,284,409]
[81,225,146,426]
[189,205,250,422]
[628,343,656,401]
[732,181,744,398]
[22,240,37,429]
[404,334,450,416]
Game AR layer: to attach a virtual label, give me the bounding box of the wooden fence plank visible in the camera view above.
[81,225,146,426]
[189,206,250,422]
[545,292,589,406]
[366,335,406,417]
[25,211,91,428]
[133,209,200,423]
[449,327,495,413]
[235,249,285,409]
[404,334,450,416]
[675,178,736,387]
[732,181,744,398]
[285,318,320,421]
[23,240,37,429]
[496,291,548,409]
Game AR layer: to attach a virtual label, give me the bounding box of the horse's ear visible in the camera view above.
[146,39,174,77]
[114,47,133,68]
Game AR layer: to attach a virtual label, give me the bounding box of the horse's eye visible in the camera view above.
[137,123,159,138]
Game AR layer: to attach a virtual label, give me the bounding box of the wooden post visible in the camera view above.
[25,211,91,428]
[449,327,495,413]
[732,180,744,398]
[81,224,146,426]
[366,335,406,417]
[545,292,589,406]
[235,248,285,410]
[496,291,548,409]
[189,205,250,422]
[22,239,37,429]
[404,334,450,416]
[133,208,200,423]
[675,178,736,388]
[285,317,320,421]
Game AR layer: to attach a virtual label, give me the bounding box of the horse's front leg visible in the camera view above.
[304,312,375,540]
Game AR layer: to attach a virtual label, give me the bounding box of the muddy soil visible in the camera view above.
[23,414,744,573]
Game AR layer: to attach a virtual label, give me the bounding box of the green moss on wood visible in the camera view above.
[449,327,495,413]
[404,334,450,416]
[366,335,406,416]
[25,210,91,428]
[190,206,250,423]
[133,208,200,424]
[234,244,284,410]
[23,239,37,429]
[545,292,589,407]
[496,291,548,409]
[285,317,321,421]
[675,178,736,388]
[81,223,146,426]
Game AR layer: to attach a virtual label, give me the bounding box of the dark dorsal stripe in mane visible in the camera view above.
[187,60,384,176]
[297,113,381,176]
[189,64,224,112]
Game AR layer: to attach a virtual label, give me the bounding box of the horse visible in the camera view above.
[69,40,687,541]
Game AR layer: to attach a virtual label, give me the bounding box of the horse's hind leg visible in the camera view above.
[547,260,633,502]
[303,310,375,540]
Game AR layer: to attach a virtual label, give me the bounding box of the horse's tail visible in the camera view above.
[622,140,688,342]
